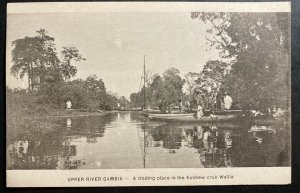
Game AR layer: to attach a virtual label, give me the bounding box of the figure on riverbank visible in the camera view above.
[66,100,72,110]
[224,93,232,110]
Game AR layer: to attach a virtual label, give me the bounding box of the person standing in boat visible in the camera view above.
[159,98,167,113]
[178,99,183,112]
[224,93,233,110]
[158,99,163,112]
[196,103,204,118]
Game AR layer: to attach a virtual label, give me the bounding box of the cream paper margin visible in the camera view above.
[7,167,291,187]
[6,1,291,187]
[7,1,290,13]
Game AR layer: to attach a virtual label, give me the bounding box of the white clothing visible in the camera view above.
[196,105,203,118]
[224,95,232,110]
[66,101,72,109]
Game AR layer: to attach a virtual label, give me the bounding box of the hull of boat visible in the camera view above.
[148,113,194,119]
[149,114,238,123]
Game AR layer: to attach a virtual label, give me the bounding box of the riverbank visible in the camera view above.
[7,108,110,144]
[33,109,109,118]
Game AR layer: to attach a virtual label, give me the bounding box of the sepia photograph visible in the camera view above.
[6,2,291,187]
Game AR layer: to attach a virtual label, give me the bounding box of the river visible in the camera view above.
[7,112,290,169]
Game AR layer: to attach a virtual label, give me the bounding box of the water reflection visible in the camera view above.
[7,132,86,169]
[66,118,71,130]
[7,112,290,169]
[147,122,289,168]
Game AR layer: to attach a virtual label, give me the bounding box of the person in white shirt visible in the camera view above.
[224,94,232,110]
[66,100,72,110]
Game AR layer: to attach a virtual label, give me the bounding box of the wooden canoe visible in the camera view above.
[148,114,238,123]
[148,113,194,118]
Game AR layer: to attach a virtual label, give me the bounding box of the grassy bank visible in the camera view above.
[6,88,108,143]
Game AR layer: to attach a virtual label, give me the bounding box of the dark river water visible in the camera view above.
[7,112,290,169]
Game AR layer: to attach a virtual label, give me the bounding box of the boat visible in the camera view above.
[153,122,244,129]
[148,114,238,123]
[148,113,194,118]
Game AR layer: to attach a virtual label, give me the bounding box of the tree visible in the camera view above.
[162,68,185,105]
[192,12,290,110]
[37,79,87,109]
[118,96,129,109]
[11,29,60,91]
[11,29,86,91]
[130,93,140,108]
[191,12,233,58]
[149,75,165,107]
[105,92,119,110]
[192,60,229,110]
[129,68,185,109]
[60,46,86,81]
[85,75,106,109]
[183,72,201,96]
[37,75,108,110]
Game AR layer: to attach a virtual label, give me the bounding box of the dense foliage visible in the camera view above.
[11,29,86,91]
[192,60,229,110]
[192,12,290,110]
[9,29,127,111]
[130,67,185,109]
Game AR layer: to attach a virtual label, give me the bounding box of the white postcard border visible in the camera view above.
[7,167,291,187]
[7,2,291,14]
[6,1,292,188]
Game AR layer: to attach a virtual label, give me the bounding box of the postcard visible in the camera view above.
[6,1,291,187]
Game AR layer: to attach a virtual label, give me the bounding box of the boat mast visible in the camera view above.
[144,56,147,168]
[143,124,146,168]
[143,55,146,110]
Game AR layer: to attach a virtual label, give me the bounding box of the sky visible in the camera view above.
[6,12,220,98]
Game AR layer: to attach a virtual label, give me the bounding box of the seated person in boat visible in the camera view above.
[184,101,192,112]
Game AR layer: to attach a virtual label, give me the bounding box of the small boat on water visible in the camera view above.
[148,113,194,118]
[147,109,247,123]
[148,113,238,123]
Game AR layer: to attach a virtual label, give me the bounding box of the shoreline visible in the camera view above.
[32,110,110,119]
[31,109,144,119]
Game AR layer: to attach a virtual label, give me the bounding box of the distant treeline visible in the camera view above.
[6,75,127,112]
